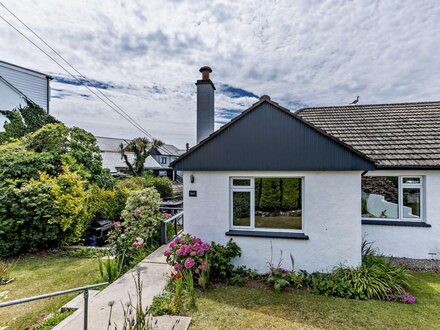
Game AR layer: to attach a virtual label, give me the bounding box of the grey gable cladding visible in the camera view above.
[172,100,375,171]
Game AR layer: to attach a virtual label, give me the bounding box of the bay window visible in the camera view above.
[361,176,424,221]
[230,177,303,231]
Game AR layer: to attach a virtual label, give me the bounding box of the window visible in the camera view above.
[230,177,303,231]
[161,157,167,164]
[361,176,423,221]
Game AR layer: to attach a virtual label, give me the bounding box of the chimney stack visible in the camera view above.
[196,66,215,143]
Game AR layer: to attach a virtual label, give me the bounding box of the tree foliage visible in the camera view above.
[0,164,90,257]
[0,100,58,143]
[120,137,163,176]
[0,123,114,187]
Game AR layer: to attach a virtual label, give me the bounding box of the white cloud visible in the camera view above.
[1,0,440,147]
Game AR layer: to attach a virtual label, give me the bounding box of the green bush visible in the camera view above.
[145,175,173,198]
[86,185,124,221]
[0,164,90,257]
[307,242,410,300]
[209,239,241,280]
[108,187,162,267]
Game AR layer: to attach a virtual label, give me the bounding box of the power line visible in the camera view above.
[0,2,175,155]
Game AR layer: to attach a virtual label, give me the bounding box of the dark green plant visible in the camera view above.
[267,268,290,293]
[0,100,58,143]
[208,239,241,280]
[120,137,163,176]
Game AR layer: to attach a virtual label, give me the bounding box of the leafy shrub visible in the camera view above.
[267,268,291,293]
[308,242,411,300]
[144,175,173,198]
[116,175,173,199]
[0,164,91,257]
[109,187,162,267]
[208,239,241,280]
[86,185,124,221]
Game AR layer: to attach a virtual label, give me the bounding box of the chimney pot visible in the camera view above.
[260,95,271,101]
[199,66,212,80]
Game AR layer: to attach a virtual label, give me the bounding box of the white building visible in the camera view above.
[171,67,440,273]
[0,60,52,129]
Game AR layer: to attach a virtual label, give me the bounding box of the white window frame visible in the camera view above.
[362,175,425,222]
[161,157,167,164]
[229,176,304,233]
[400,176,424,220]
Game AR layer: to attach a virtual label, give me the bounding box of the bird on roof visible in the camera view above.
[350,96,360,105]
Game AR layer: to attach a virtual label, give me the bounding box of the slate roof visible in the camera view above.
[95,136,130,152]
[296,101,440,168]
[156,144,186,156]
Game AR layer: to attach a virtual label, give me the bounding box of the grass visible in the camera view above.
[0,253,100,329]
[190,272,440,329]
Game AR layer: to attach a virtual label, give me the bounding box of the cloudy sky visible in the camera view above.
[1,0,440,148]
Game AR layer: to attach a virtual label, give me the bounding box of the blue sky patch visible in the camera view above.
[219,84,259,99]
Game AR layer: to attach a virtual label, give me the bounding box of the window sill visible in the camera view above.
[362,220,431,228]
[225,230,309,239]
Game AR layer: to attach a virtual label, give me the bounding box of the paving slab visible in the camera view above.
[54,245,189,330]
[151,315,192,330]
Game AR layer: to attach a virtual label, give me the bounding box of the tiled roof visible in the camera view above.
[296,101,440,167]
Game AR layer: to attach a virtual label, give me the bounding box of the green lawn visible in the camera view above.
[190,272,440,329]
[0,253,99,330]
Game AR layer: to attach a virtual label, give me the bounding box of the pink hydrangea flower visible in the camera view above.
[162,213,172,219]
[174,263,182,271]
[113,221,121,228]
[202,242,210,251]
[163,249,171,257]
[200,261,207,271]
[134,208,141,215]
[132,237,144,247]
[169,241,176,248]
[184,258,195,269]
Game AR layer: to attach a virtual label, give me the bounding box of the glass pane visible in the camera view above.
[232,179,251,187]
[254,178,302,230]
[232,191,251,226]
[403,188,421,218]
[361,177,399,219]
[403,177,421,184]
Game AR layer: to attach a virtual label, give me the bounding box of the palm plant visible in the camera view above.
[120,137,163,176]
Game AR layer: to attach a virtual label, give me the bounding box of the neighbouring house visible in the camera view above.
[96,136,184,181]
[171,66,440,273]
[150,144,186,181]
[0,60,52,129]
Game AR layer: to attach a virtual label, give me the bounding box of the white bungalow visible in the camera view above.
[171,67,440,273]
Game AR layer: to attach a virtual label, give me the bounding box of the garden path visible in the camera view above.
[55,245,191,330]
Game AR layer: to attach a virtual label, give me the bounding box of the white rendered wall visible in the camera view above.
[362,171,440,259]
[183,171,363,273]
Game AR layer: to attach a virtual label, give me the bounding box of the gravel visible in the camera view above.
[390,257,440,273]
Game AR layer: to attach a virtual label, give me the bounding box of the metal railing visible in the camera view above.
[161,211,184,244]
[0,282,108,329]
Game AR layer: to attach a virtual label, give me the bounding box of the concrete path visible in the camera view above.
[55,245,191,330]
